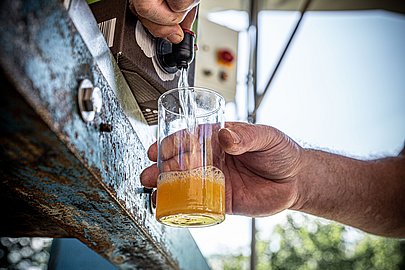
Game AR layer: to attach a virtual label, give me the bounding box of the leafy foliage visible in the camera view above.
[208,214,404,270]
[0,237,52,270]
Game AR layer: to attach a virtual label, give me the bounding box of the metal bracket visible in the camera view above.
[135,187,155,215]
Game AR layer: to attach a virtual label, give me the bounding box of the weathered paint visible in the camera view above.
[0,0,209,269]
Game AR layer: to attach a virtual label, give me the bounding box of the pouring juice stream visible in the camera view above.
[178,68,197,133]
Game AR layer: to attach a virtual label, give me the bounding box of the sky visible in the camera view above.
[190,9,405,258]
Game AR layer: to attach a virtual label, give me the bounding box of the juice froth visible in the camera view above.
[156,166,225,227]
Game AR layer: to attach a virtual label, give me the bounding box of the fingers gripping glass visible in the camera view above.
[157,87,226,227]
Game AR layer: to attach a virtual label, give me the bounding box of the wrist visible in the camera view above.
[288,148,313,211]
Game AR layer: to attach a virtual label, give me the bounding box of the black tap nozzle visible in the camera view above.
[173,29,195,69]
[155,30,195,74]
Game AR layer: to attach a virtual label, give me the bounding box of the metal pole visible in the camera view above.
[252,0,312,117]
[250,218,257,270]
[247,0,259,124]
[247,1,259,269]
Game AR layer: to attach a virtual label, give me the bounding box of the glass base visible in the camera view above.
[158,213,225,228]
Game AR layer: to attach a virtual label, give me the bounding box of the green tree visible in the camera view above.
[208,214,404,270]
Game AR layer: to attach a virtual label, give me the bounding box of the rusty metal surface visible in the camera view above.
[72,0,195,125]
[0,0,209,269]
[0,185,70,238]
[67,0,155,146]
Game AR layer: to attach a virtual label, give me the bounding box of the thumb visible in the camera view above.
[218,122,276,155]
[168,7,197,44]
[218,128,243,155]
[179,6,198,31]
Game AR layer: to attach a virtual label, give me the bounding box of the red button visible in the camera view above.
[217,49,235,67]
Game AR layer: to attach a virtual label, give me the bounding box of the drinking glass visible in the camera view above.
[156,87,225,227]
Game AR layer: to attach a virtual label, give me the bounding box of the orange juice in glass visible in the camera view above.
[156,87,225,227]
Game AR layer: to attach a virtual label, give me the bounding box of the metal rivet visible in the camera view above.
[99,123,113,133]
[78,79,102,122]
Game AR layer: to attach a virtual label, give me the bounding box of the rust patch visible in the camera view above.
[0,0,209,269]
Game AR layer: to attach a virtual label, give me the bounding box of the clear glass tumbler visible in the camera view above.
[156,87,226,227]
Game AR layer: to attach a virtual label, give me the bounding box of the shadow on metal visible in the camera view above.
[0,0,209,269]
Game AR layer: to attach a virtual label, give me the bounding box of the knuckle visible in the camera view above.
[134,2,153,17]
[136,2,183,26]
[169,13,184,24]
[168,0,197,12]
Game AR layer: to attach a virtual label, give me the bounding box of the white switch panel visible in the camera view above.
[195,17,238,102]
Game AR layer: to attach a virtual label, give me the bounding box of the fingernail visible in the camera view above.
[167,33,183,44]
[224,128,241,144]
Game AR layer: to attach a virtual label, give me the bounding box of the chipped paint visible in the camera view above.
[0,0,209,269]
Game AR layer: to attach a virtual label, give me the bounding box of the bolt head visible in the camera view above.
[78,79,102,122]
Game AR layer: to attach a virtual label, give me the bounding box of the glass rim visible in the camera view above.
[158,87,225,118]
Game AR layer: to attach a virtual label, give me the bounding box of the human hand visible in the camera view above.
[129,0,199,43]
[140,122,304,217]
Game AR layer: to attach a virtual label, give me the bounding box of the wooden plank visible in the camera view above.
[0,0,209,269]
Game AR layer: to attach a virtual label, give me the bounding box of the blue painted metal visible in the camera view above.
[0,0,209,269]
[49,239,117,270]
